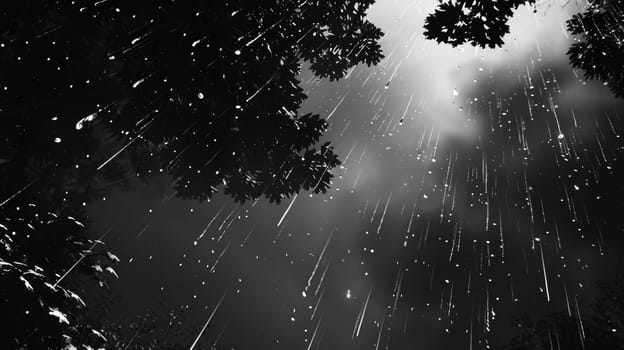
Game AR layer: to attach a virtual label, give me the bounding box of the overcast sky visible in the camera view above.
[88,1,624,349]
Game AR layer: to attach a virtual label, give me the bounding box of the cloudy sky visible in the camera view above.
[88,1,624,349]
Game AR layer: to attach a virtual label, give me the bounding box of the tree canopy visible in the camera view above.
[0,0,384,205]
[0,1,385,347]
[566,0,624,98]
[424,0,527,48]
[423,0,624,98]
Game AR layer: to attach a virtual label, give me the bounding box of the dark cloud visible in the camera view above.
[85,1,624,349]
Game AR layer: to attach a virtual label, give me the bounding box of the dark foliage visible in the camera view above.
[567,0,624,98]
[0,204,119,349]
[423,0,528,49]
[0,0,384,348]
[0,0,384,204]
[423,0,624,97]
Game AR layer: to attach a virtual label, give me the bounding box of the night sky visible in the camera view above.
[78,0,624,349]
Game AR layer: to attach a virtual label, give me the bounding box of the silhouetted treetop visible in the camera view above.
[424,0,624,98]
[1,0,384,204]
[0,2,385,348]
[424,0,528,49]
[567,0,624,98]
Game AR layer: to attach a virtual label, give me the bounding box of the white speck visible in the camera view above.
[132,78,145,88]
[76,112,97,130]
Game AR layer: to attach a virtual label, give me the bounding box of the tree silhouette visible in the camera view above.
[1,1,385,348]
[423,0,527,48]
[98,304,240,349]
[423,0,624,98]
[1,0,384,204]
[567,0,624,98]
[0,103,123,347]
[0,203,119,349]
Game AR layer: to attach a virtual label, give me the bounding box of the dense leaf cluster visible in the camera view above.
[567,0,624,98]
[0,0,384,204]
[424,0,528,48]
[424,0,624,98]
[0,0,385,347]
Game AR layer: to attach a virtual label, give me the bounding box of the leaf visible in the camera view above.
[48,307,70,324]
[105,266,119,278]
[19,276,34,291]
[91,329,107,341]
[68,290,86,307]
[106,251,120,263]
